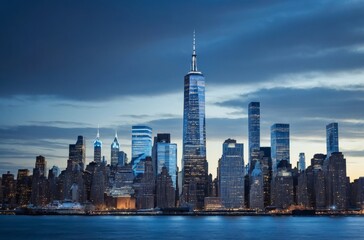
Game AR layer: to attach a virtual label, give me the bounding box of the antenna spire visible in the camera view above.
[191,30,198,72]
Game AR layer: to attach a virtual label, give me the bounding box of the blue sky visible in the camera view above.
[1,0,364,179]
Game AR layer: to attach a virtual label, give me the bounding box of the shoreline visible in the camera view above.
[1,209,363,217]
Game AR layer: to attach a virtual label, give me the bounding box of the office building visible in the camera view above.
[218,139,244,209]
[111,131,120,167]
[156,166,176,208]
[69,135,86,170]
[250,161,264,210]
[131,126,152,176]
[298,153,305,172]
[182,33,208,209]
[93,127,102,163]
[271,124,290,174]
[326,123,339,157]
[154,133,177,189]
[326,152,347,210]
[248,102,260,172]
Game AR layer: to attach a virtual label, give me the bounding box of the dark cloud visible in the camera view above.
[342,150,364,158]
[0,1,363,100]
[217,87,364,124]
[28,120,91,127]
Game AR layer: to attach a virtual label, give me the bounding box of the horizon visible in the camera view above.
[1,1,364,181]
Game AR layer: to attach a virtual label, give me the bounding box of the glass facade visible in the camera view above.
[218,139,244,209]
[93,129,102,163]
[271,124,290,174]
[248,102,260,172]
[111,132,120,167]
[157,142,177,189]
[69,135,86,170]
[132,126,152,176]
[299,152,305,172]
[326,122,339,157]
[182,34,208,209]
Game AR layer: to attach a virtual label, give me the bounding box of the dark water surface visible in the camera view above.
[0,215,363,239]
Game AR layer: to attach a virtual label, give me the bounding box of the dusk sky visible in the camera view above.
[1,0,364,180]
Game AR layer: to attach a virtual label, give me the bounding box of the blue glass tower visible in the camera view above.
[248,102,260,172]
[132,125,152,176]
[271,123,290,174]
[157,142,177,189]
[326,122,339,157]
[93,127,102,163]
[182,32,208,209]
[111,131,120,167]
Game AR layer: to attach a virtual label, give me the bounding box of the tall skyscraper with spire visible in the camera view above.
[182,32,208,209]
[94,126,102,163]
[111,131,120,166]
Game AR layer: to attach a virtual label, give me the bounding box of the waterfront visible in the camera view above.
[0,215,363,239]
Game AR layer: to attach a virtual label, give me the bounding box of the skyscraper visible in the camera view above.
[249,161,264,210]
[93,127,102,163]
[182,32,208,209]
[118,151,127,166]
[218,139,244,209]
[259,147,272,207]
[152,133,171,176]
[156,166,176,208]
[326,152,347,210]
[35,155,47,176]
[69,135,86,170]
[326,122,339,157]
[131,125,152,176]
[16,169,31,206]
[2,171,16,208]
[298,153,306,172]
[154,133,177,189]
[271,123,290,174]
[111,131,120,167]
[248,102,260,172]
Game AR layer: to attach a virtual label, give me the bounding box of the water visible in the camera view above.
[0,215,363,239]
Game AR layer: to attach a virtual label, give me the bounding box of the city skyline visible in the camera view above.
[1,1,364,181]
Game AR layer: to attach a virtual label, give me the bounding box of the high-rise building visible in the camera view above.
[271,160,294,209]
[271,123,290,174]
[154,133,177,189]
[118,151,127,167]
[2,171,16,208]
[69,135,86,170]
[35,155,47,176]
[136,157,155,209]
[111,131,120,167]
[218,139,244,209]
[93,127,102,163]
[182,32,208,209]
[156,166,176,208]
[298,153,306,172]
[132,126,152,176]
[16,169,32,206]
[326,152,347,210]
[259,147,272,207]
[326,123,339,158]
[250,161,264,210]
[248,102,260,172]
[152,133,171,176]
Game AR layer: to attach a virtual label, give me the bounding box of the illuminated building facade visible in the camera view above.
[182,33,208,209]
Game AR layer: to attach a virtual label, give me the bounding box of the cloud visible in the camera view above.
[0,1,363,100]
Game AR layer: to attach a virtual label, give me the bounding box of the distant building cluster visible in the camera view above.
[1,35,364,213]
